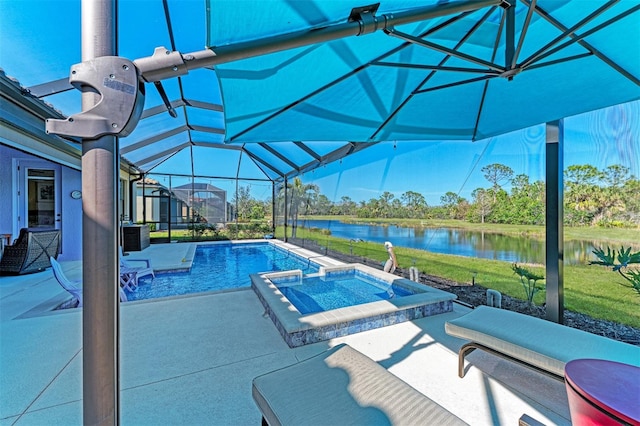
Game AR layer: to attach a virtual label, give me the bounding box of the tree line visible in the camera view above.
[233,163,640,228]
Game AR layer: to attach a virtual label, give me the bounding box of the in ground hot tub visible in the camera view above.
[251,263,457,347]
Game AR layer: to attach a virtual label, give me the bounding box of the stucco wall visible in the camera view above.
[58,164,83,260]
[0,143,83,260]
[0,145,13,237]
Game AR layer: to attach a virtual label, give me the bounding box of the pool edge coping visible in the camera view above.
[251,262,458,334]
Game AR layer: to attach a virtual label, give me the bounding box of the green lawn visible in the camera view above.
[283,225,640,328]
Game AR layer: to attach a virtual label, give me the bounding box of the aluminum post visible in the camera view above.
[81,0,120,424]
[545,120,564,324]
[271,182,276,235]
[283,177,288,242]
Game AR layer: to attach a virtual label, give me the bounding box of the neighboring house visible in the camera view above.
[133,178,186,230]
[133,180,228,229]
[172,182,227,224]
[0,70,135,260]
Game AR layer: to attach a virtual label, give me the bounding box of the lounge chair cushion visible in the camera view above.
[445,306,640,377]
[252,343,467,426]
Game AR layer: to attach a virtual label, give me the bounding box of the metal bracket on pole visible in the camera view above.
[45,56,145,139]
[134,46,189,83]
[348,3,381,36]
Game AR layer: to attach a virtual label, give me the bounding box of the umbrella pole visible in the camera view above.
[80,0,120,424]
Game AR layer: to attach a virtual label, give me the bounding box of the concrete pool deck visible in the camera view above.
[0,242,571,425]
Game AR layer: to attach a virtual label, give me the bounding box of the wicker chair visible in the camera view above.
[0,228,61,275]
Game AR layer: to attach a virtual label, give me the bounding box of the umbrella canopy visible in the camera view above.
[207,0,640,143]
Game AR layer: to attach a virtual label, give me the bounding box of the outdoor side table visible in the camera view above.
[564,358,640,426]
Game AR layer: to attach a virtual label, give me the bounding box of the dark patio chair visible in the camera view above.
[0,228,60,275]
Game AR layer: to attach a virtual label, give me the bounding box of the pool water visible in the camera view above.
[273,272,414,314]
[126,243,319,301]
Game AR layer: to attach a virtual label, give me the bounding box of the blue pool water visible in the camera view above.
[273,272,414,314]
[126,243,319,301]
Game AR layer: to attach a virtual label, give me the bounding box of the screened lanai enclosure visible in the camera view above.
[12,0,636,244]
[2,0,639,423]
[132,174,269,241]
[5,0,638,306]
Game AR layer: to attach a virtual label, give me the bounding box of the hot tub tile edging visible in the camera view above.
[251,263,456,348]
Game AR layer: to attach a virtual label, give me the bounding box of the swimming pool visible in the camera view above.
[126,242,321,301]
[252,263,457,347]
[272,270,415,314]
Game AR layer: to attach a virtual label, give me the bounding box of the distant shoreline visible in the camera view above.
[299,215,640,245]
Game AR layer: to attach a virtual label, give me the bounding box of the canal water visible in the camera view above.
[298,219,626,265]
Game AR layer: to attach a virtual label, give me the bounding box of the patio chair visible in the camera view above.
[119,246,154,289]
[51,257,128,307]
[119,267,138,292]
[50,257,83,307]
[0,228,60,275]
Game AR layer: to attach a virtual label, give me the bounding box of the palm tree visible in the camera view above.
[278,178,319,238]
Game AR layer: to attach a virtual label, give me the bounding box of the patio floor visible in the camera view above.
[0,242,571,425]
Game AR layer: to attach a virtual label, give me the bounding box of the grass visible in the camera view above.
[282,226,640,329]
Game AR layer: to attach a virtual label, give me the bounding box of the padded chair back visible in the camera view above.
[0,228,60,274]
[24,229,61,271]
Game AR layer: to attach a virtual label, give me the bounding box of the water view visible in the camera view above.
[299,219,627,265]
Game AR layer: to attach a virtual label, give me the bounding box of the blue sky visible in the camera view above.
[1,0,638,205]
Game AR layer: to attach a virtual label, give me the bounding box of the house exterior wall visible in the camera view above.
[59,164,83,260]
[0,145,14,237]
[0,143,83,260]
[1,74,134,263]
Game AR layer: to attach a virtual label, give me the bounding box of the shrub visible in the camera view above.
[188,222,217,239]
[511,263,545,307]
[591,246,640,296]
